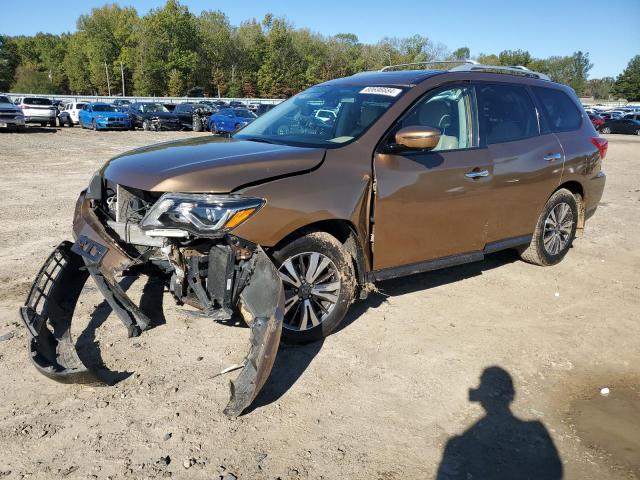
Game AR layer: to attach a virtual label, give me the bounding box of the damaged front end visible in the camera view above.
[20,183,284,417]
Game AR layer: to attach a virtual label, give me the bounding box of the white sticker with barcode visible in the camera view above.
[359,86,402,97]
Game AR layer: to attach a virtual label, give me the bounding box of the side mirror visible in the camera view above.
[394,126,441,151]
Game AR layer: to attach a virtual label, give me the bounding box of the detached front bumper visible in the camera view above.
[20,192,284,416]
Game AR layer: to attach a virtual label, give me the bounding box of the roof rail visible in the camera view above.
[380,60,478,72]
[379,59,551,81]
[450,63,551,81]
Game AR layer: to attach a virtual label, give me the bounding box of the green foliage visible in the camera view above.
[613,55,640,101]
[10,64,52,93]
[452,47,470,60]
[76,3,139,95]
[585,77,615,100]
[0,35,19,91]
[0,0,627,99]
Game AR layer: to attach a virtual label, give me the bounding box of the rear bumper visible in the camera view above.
[585,170,606,220]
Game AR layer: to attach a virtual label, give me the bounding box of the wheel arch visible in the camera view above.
[555,180,585,231]
[268,219,368,289]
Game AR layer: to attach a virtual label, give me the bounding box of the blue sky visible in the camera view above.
[2,0,638,78]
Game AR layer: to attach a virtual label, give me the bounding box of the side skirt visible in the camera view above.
[366,234,532,283]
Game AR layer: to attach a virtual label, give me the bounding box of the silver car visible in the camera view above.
[0,95,25,131]
[13,96,57,126]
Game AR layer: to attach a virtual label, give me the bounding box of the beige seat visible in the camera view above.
[417,101,459,150]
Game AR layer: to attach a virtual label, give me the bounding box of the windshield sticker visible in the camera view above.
[359,86,402,97]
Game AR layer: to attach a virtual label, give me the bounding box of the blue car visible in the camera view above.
[208,107,257,134]
[78,102,131,130]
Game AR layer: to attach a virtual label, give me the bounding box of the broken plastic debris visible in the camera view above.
[600,387,610,396]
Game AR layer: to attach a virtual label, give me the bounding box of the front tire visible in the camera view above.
[601,126,611,134]
[272,232,356,344]
[142,119,152,131]
[518,188,578,266]
[91,119,97,131]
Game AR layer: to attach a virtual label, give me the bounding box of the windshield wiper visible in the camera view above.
[239,136,278,145]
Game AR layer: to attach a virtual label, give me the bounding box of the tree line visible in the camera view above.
[0,0,637,100]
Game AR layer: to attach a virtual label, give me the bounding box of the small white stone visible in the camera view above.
[554,292,560,297]
[600,387,610,396]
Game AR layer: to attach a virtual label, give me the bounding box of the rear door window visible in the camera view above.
[476,84,539,144]
[532,87,582,132]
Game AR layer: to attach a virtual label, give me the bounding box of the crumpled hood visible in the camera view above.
[103,136,325,193]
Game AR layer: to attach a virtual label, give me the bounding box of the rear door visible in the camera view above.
[476,83,564,244]
[373,84,494,270]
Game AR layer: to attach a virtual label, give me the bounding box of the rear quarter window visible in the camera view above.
[532,87,582,132]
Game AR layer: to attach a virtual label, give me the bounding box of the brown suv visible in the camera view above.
[20,62,607,416]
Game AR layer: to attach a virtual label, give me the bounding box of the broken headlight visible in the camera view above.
[139,193,264,238]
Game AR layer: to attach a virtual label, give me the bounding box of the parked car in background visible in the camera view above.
[229,100,244,108]
[78,102,131,130]
[13,97,57,127]
[587,112,605,131]
[600,112,623,121]
[623,113,640,121]
[127,102,180,131]
[208,107,257,133]
[173,102,215,131]
[600,118,640,135]
[256,103,277,116]
[112,99,132,107]
[0,94,25,131]
[58,102,87,127]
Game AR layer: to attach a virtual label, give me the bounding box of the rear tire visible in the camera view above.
[192,115,203,132]
[210,122,218,134]
[143,119,152,131]
[518,188,578,266]
[67,117,73,128]
[49,119,56,127]
[272,232,356,345]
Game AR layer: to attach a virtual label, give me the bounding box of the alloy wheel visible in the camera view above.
[278,252,341,331]
[543,202,574,255]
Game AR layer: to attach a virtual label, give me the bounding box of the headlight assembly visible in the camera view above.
[140,193,265,238]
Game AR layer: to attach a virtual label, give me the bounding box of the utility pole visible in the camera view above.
[104,61,111,96]
[120,61,125,96]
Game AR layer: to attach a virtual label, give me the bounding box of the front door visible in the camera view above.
[373,85,494,271]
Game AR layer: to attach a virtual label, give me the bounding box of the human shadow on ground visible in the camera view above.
[436,366,563,480]
[75,275,167,385]
[249,250,519,411]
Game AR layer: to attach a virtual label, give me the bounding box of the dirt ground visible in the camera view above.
[0,127,638,480]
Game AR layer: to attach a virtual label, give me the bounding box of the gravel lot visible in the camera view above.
[0,127,638,480]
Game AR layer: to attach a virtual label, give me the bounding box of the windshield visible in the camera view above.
[0,96,10,103]
[234,109,257,118]
[234,84,405,147]
[142,104,169,113]
[92,105,115,112]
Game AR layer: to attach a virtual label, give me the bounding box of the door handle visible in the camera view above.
[544,153,562,162]
[465,169,490,179]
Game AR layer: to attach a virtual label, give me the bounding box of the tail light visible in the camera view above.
[591,137,608,160]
